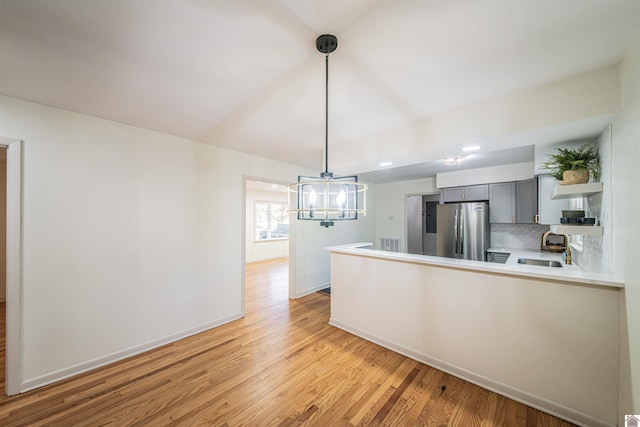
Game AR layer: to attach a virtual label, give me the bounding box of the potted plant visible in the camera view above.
[541,143,600,185]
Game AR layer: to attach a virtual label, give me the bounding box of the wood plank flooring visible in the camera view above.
[0,258,575,426]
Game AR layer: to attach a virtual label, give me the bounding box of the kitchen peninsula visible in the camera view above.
[326,243,623,427]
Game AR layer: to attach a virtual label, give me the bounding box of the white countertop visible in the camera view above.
[326,243,624,289]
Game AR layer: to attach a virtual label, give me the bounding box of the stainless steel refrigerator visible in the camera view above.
[436,202,489,261]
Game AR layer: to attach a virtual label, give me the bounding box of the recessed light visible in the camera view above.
[462,145,481,152]
[379,161,393,167]
[271,184,278,189]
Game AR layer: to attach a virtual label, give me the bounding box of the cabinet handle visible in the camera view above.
[512,215,515,223]
[535,214,539,223]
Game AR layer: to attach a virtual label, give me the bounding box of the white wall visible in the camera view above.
[290,185,376,298]
[0,95,375,391]
[614,29,640,422]
[245,188,288,263]
[374,177,437,252]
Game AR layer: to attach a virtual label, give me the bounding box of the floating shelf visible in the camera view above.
[551,182,603,200]
[550,225,603,236]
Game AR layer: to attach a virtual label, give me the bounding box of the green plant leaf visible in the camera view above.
[541,143,600,182]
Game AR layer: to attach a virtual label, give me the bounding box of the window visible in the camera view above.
[255,201,289,241]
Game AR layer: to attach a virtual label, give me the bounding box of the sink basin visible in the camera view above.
[517,258,563,267]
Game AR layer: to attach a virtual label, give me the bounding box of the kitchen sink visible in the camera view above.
[517,258,563,267]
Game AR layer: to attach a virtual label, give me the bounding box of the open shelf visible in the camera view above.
[550,224,603,236]
[551,182,603,200]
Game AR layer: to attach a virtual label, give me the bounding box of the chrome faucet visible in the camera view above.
[563,234,572,265]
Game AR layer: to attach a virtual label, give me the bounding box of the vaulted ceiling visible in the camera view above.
[1,0,639,181]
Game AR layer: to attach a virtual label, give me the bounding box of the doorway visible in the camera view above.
[243,178,291,307]
[245,179,289,263]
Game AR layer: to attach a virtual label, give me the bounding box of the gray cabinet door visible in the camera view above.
[515,178,538,223]
[489,182,515,223]
[444,185,489,202]
[464,184,489,201]
[442,187,465,202]
[487,252,510,263]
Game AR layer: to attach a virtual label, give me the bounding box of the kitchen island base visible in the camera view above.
[328,249,620,427]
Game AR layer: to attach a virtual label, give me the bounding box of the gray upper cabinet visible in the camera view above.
[442,187,465,202]
[489,182,516,223]
[515,178,538,224]
[442,184,488,202]
[488,178,538,224]
[465,184,489,201]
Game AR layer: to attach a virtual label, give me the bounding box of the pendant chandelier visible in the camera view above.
[288,34,367,228]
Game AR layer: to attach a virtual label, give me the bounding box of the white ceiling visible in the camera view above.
[1,0,639,182]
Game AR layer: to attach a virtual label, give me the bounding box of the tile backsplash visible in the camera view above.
[490,223,551,250]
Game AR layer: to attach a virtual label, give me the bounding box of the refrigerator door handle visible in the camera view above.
[459,207,464,256]
[454,208,459,254]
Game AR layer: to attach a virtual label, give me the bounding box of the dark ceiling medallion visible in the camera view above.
[316,34,337,54]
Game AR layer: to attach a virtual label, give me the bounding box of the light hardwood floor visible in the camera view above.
[0,258,575,426]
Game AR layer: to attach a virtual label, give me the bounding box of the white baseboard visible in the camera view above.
[329,318,614,427]
[20,312,243,393]
[294,282,330,299]
[246,255,288,264]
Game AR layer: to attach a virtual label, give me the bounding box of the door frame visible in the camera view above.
[2,137,23,396]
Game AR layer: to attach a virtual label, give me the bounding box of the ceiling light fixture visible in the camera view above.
[444,155,467,166]
[288,35,367,228]
[379,161,393,167]
[462,145,481,152]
